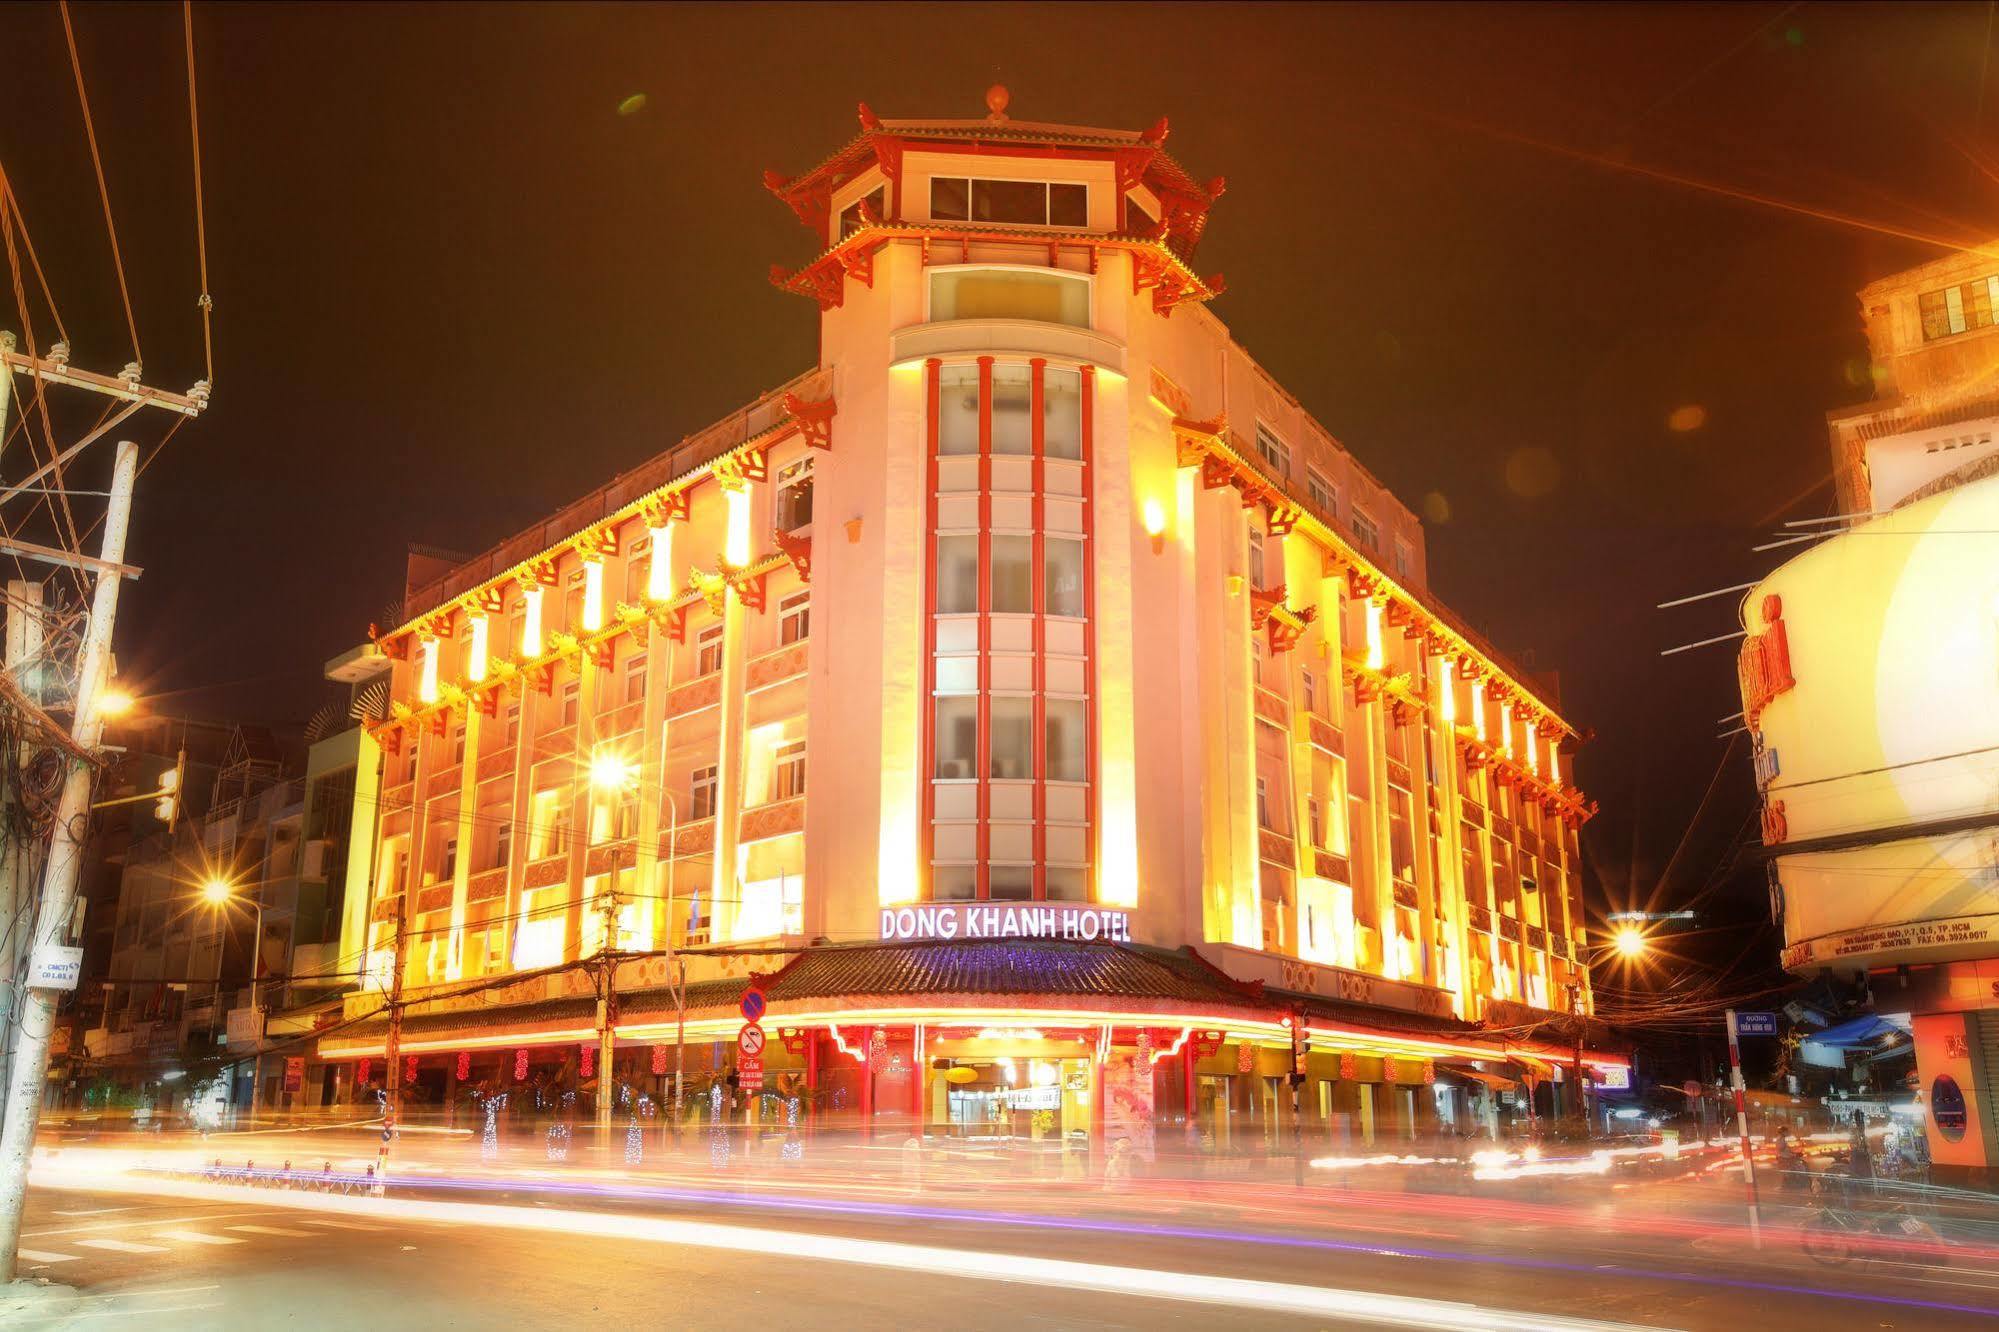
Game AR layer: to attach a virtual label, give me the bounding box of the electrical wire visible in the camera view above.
[58,0,141,368]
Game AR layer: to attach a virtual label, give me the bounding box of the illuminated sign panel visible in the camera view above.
[879,903,1132,944]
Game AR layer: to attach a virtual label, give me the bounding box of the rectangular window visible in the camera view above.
[977,178,1050,224]
[933,865,977,901]
[938,364,980,454]
[992,365,1032,454]
[1048,182,1087,227]
[1352,508,1380,552]
[776,457,813,532]
[930,176,969,220]
[451,723,466,766]
[989,696,1034,780]
[1393,538,1413,580]
[934,696,978,779]
[564,568,586,633]
[495,820,512,870]
[1255,424,1291,477]
[779,590,810,644]
[838,185,884,239]
[774,740,807,801]
[624,535,651,605]
[624,652,647,706]
[1044,537,1085,617]
[1248,529,1267,591]
[532,792,569,860]
[1256,776,1272,830]
[1045,867,1087,902]
[990,535,1033,613]
[932,177,1088,228]
[689,766,718,821]
[1307,469,1336,515]
[929,269,1090,328]
[1043,366,1083,460]
[1045,698,1086,782]
[1302,670,1317,715]
[440,836,458,882]
[560,678,580,728]
[989,865,1034,901]
[504,702,521,748]
[1920,276,1999,341]
[936,535,980,614]
[1308,796,1323,849]
[696,622,724,676]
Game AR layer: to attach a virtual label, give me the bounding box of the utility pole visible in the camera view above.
[1288,1013,1308,1188]
[371,901,411,1194]
[595,889,618,1135]
[0,441,138,1279]
[1567,979,1590,1138]
[1725,1008,1763,1249]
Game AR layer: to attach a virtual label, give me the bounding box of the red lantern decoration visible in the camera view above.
[1384,1058,1401,1085]
[404,1055,418,1086]
[1338,1052,1357,1081]
[1422,1060,1436,1086]
[456,1051,471,1081]
[357,1057,372,1087]
[1236,1042,1255,1074]
[1135,1031,1156,1065]
[650,1044,667,1075]
[580,1044,595,1079]
[514,1048,528,1081]
[869,1027,888,1060]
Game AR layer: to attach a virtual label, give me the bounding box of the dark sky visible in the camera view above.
[4,2,1993,955]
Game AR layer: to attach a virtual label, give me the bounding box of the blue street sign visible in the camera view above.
[1734,1011,1778,1037]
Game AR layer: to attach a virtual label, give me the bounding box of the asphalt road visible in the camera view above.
[8,1173,1999,1331]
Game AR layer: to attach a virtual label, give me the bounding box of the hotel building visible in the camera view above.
[323,91,1617,1148]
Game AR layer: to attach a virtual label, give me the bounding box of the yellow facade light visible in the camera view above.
[200,877,232,905]
[1364,599,1385,671]
[1525,719,1539,775]
[521,587,544,658]
[1141,497,1167,554]
[647,524,675,602]
[1435,656,1455,723]
[725,487,751,566]
[467,615,489,683]
[1471,679,1487,743]
[1613,925,1646,960]
[418,637,440,704]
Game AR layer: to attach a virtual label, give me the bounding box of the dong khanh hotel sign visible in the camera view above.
[880,902,1132,944]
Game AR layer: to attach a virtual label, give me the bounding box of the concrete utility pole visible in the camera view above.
[1567,980,1590,1137]
[595,889,618,1134]
[1725,1008,1763,1249]
[371,901,411,1194]
[0,441,138,1279]
[0,574,42,1109]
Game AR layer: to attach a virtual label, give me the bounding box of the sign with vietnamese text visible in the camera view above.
[27,945,82,992]
[1590,1063,1632,1091]
[1733,1011,1778,1037]
[284,1056,305,1093]
[879,902,1131,944]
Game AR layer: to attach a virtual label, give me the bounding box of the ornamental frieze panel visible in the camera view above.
[1257,827,1294,866]
[739,797,805,844]
[416,882,454,915]
[747,642,809,691]
[468,867,507,903]
[667,676,721,718]
[586,840,638,878]
[671,818,715,857]
[524,855,567,891]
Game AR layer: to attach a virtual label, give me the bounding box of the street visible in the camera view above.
[5,1131,1999,1330]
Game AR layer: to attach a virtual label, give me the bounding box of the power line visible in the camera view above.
[58,1,142,368]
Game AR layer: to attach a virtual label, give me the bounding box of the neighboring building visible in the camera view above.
[1744,246,1999,1185]
[325,91,1616,1148]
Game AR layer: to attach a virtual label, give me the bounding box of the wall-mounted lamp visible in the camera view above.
[1141,498,1167,555]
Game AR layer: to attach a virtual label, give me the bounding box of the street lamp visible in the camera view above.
[1612,925,1647,960]
[199,875,266,1118]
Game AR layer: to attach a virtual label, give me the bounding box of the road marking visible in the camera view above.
[297,1218,385,1231]
[16,1248,79,1264]
[73,1238,168,1254]
[224,1224,313,1237]
[65,1303,224,1320]
[154,1229,242,1245]
[51,1207,131,1217]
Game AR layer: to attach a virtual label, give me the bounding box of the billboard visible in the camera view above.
[1747,471,1999,971]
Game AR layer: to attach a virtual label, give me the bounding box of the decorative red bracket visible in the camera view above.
[733,569,769,614]
[782,392,838,450]
[773,529,812,583]
[1249,583,1286,631]
[658,604,689,644]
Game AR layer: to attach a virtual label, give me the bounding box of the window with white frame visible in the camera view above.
[1393,537,1413,580]
[1302,669,1317,716]
[439,835,458,882]
[451,722,466,765]
[564,568,586,632]
[1255,424,1291,478]
[689,765,718,821]
[559,677,580,728]
[1256,776,1272,830]
[930,177,1087,227]
[1248,528,1267,591]
[928,268,1090,328]
[775,457,813,532]
[696,622,723,676]
[774,740,806,801]
[1351,507,1380,553]
[624,651,647,706]
[624,535,651,604]
[504,701,521,748]
[779,590,810,644]
[1307,468,1336,516]
[1308,796,1324,849]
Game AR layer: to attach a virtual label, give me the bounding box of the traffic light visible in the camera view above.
[153,749,185,830]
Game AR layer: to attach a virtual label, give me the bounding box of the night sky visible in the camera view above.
[3,3,1991,967]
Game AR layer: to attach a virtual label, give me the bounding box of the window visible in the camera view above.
[938,364,980,454]
[779,590,810,644]
[1307,469,1336,516]
[776,457,813,532]
[440,836,458,882]
[624,652,647,706]
[696,622,723,676]
[989,696,1034,780]
[1251,637,1266,688]
[933,865,977,901]
[1393,538,1413,580]
[1044,537,1085,617]
[989,865,1034,901]
[1302,670,1317,715]
[689,766,718,821]
[990,535,1033,613]
[1248,529,1267,591]
[564,568,587,632]
[1308,797,1324,849]
[1045,698,1086,782]
[560,677,581,728]
[495,820,512,870]
[451,722,466,766]
[992,365,1032,454]
[1255,424,1291,477]
[504,702,521,748]
[625,535,651,605]
[1920,275,1999,341]
[936,535,979,613]
[929,268,1090,328]
[934,697,978,779]
[1045,867,1087,902]
[531,791,570,859]
[930,177,1087,227]
[838,185,884,239]
[774,740,806,800]
[1256,776,1272,830]
[1043,366,1083,460]
[1351,507,1380,552]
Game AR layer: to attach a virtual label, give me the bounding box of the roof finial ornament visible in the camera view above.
[985,83,1010,123]
[858,101,881,132]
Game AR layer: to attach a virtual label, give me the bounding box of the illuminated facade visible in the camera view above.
[1752,247,1999,1181]
[324,92,1613,1146]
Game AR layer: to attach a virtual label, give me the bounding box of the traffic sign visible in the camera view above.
[739,1051,764,1094]
[738,1023,766,1058]
[740,987,766,1024]
[1733,1011,1779,1037]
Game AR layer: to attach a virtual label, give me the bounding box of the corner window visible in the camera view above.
[992,365,1032,455]
[989,535,1033,614]
[936,535,979,614]
[838,185,885,240]
[938,364,981,455]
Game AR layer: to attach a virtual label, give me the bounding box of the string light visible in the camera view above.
[580,1044,595,1080]
[514,1048,528,1081]
[651,1044,667,1075]
[456,1051,471,1081]
[405,1055,418,1086]
[481,1092,504,1161]
[357,1057,372,1087]
[1236,1043,1254,1074]
[1339,1052,1357,1080]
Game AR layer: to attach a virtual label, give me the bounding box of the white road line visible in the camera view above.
[64,1302,224,1320]
[73,1238,168,1254]
[297,1218,385,1231]
[51,1208,132,1217]
[223,1224,313,1237]
[16,1248,79,1264]
[153,1229,242,1245]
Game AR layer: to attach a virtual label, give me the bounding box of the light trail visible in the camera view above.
[29,1165,1656,1332]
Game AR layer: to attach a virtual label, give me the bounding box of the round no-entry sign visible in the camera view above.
[740,987,766,1024]
[738,1023,766,1058]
